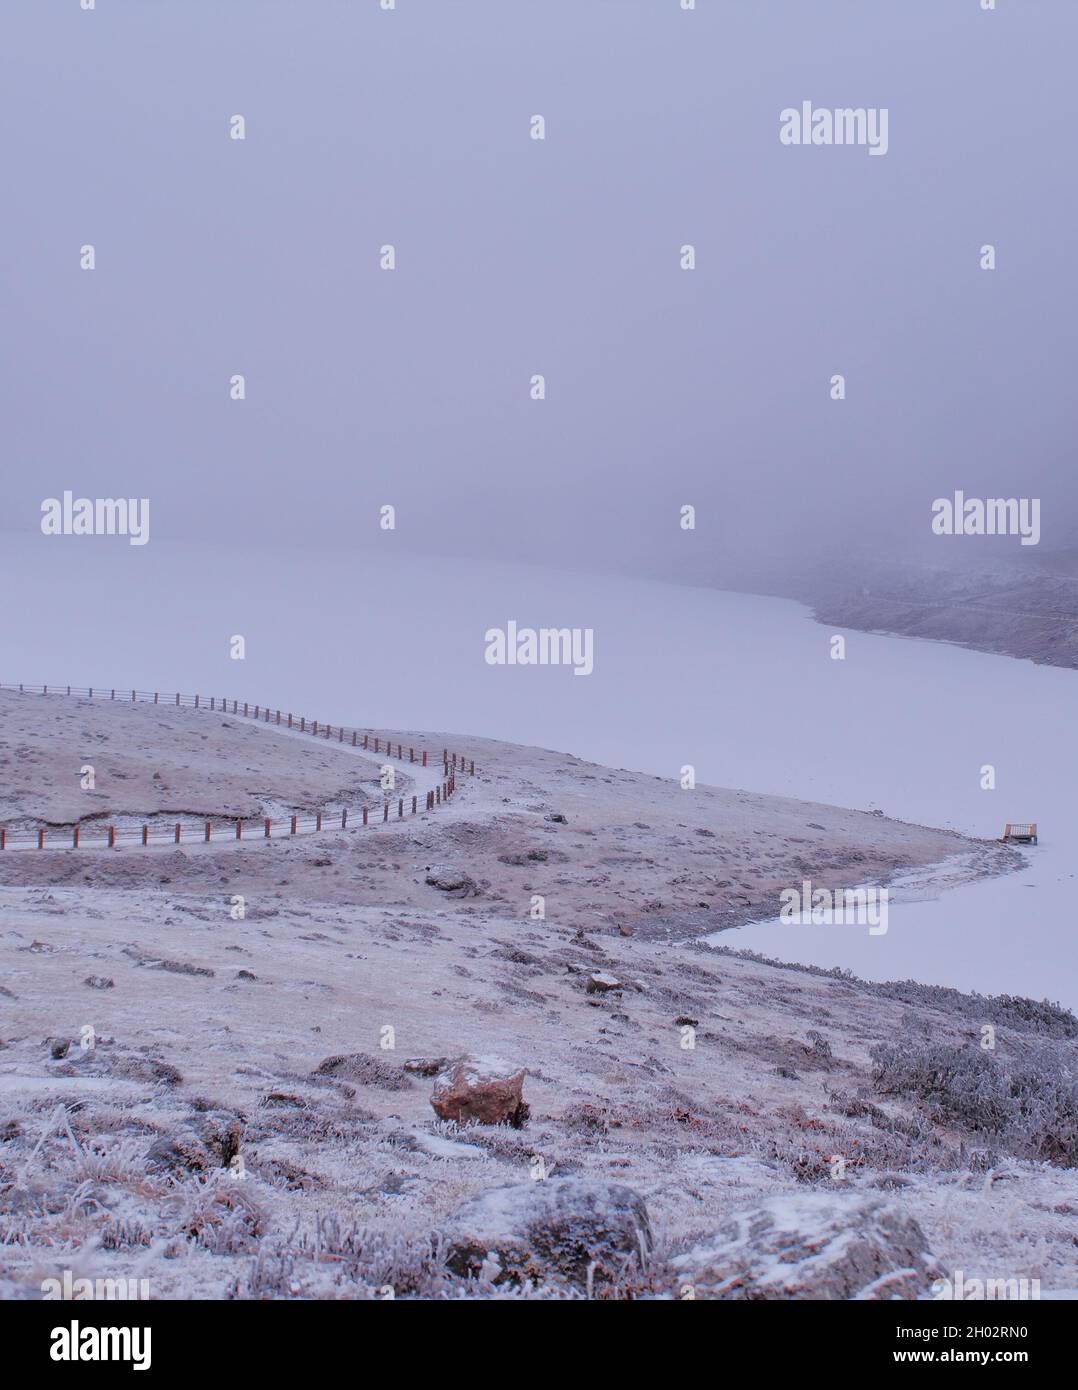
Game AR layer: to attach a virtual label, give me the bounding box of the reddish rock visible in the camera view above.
[431,1055,528,1127]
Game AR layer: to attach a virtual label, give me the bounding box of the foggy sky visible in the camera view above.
[2,0,1075,578]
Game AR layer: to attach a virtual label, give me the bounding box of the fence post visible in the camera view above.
[176,693,180,705]
[352,732,357,746]
[411,795,417,814]
[288,714,293,728]
[236,821,242,840]
[363,735,369,750]
[315,813,322,832]
[142,825,148,846]
[422,751,427,767]
[73,827,79,848]
[341,809,347,828]
[175,823,181,843]
[363,807,368,826]
[300,718,305,731]
[108,826,115,848]
[195,694,199,708]
[265,818,271,838]
[38,829,44,848]
[132,690,136,701]
[398,798,403,819]
[470,760,475,775]
[383,802,389,822]
[1,828,5,849]
[154,691,158,704]
[205,821,212,842]
[290,816,297,835]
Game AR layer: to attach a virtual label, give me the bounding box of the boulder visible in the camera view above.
[586,971,622,994]
[424,864,478,897]
[431,1055,528,1127]
[445,1178,653,1290]
[669,1193,938,1300]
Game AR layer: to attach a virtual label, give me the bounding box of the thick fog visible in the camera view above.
[2,0,1075,585]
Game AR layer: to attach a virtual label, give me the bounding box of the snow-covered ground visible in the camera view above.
[2,534,1073,1005]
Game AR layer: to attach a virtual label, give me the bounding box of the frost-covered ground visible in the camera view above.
[1,537,1075,1006]
[0,687,1075,1299]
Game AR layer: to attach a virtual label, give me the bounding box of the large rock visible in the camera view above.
[431,1055,528,1127]
[669,1193,937,1300]
[445,1178,653,1290]
[424,864,478,897]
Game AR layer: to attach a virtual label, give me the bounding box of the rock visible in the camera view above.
[545,813,568,824]
[403,1056,452,1077]
[424,864,478,897]
[431,1055,528,1127]
[445,1178,653,1290]
[586,971,622,994]
[83,976,114,990]
[669,1193,938,1300]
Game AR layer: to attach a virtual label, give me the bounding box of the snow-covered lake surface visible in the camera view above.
[3,535,1075,1007]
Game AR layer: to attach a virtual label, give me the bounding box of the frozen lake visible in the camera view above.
[3,536,1075,1007]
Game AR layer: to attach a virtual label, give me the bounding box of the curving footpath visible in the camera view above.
[0,683,476,852]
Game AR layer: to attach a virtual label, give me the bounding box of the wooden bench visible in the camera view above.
[999,823,1038,844]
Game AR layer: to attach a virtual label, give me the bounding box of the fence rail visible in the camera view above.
[0,682,475,851]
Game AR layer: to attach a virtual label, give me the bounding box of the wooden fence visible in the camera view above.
[0,682,474,850]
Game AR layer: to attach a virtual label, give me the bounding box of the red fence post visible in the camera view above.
[205,822,212,842]
[236,821,242,840]
[37,828,44,849]
[73,827,79,848]
[1,828,5,850]
[265,818,272,838]
[422,751,427,767]
[175,823,181,843]
[290,816,297,835]
[363,734,369,749]
[108,826,116,848]
[316,813,322,832]
[142,825,148,845]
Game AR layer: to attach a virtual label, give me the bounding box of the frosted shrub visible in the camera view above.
[870,1040,1078,1166]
